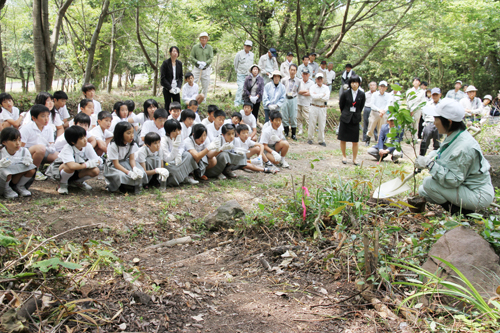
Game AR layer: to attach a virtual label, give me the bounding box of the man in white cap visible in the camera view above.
[258,48,279,85]
[280,52,294,79]
[307,73,330,146]
[419,88,442,156]
[296,68,313,136]
[445,80,466,102]
[415,98,494,215]
[367,115,403,163]
[234,40,255,106]
[460,85,482,121]
[366,81,392,143]
[262,70,286,123]
[189,32,214,101]
[406,77,426,141]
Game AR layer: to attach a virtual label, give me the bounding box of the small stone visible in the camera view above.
[193,324,203,328]
[133,258,140,264]
[118,323,127,330]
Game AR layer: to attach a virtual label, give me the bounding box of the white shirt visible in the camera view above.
[460,97,483,117]
[107,142,138,161]
[167,114,181,121]
[371,91,392,112]
[89,125,113,142]
[180,122,192,142]
[183,136,209,152]
[240,110,256,130]
[280,60,292,79]
[110,115,128,133]
[1,106,20,125]
[423,100,439,123]
[55,131,92,152]
[234,137,256,151]
[206,122,222,142]
[23,110,64,130]
[139,120,165,144]
[406,87,426,112]
[326,69,336,85]
[259,123,285,145]
[161,136,183,163]
[364,90,376,108]
[201,118,212,127]
[0,147,31,164]
[77,99,101,115]
[181,109,201,124]
[297,79,314,106]
[135,145,163,164]
[56,105,70,120]
[20,121,55,148]
[310,84,330,105]
[69,113,97,129]
[182,83,200,104]
[59,142,100,164]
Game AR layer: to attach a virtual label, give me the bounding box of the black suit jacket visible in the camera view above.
[339,89,366,124]
[160,58,183,91]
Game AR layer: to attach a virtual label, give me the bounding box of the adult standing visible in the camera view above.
[160,46,183,111]
[363,81,378,146]
[281,64,299,139]
[190,32,214,101]
[280,52,294,79]
[243,64,264,121]
[233,40,255,107]
[325,62,336,94]
[308,73,330,146]
[317,61,328,79]
[338,74,365,165]
[262,70,286,123]
[297,55,313,80]
[309,53,319,77]
[258,48,279,85]
[406,77,426,140]
[297,69,314,136]
[460,85,482,121]
[339,64,356,97]
[366,81,392,142]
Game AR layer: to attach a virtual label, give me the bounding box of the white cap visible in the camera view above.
[455,80,463,85]
[423,98,465,122]
[484,95,492,101]
[388,115,396,121]
[379,80,388,86]
[316,73,324,78]
[466,85,477,92]
[244,40,252,46]
[199,32,209,38]
[431,87,441,94]
[271,70,282,77]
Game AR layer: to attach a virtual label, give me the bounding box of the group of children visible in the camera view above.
[0,84,291,198]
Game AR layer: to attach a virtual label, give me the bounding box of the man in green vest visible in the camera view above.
[190,32,214,102]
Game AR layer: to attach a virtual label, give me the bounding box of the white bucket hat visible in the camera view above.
[465,85,478,92]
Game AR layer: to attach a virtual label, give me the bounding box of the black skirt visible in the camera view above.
[337,118,360,143]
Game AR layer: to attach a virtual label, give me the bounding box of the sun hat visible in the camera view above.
[423,98,465,122]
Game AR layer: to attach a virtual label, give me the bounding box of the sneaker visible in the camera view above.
[251,156,263,167]
[279,159,290,168]
[265,161,274,168]
[69,181,93,191]
[217,173,227,180]
[4,186,18,199]
[307,140,313,144]
[35,171,47,181]
[319,142,326,147]
[58,183,69,195]
[184,176,199,185]
[291,135,297,141]
[12,184,31,197]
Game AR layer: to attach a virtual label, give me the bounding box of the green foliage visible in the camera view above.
[32,258,83,273]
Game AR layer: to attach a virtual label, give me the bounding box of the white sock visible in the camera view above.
[75,176,91,183]
[4,180,11,191]
[17,176,31,187]
[60,170,74,184]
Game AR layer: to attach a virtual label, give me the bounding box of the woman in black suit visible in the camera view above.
[160,46,183,112]
[338,74,365,165]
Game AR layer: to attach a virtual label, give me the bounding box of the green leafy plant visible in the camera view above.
[32,258,82,273]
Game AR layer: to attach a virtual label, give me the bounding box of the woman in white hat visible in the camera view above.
[415,98,494,215]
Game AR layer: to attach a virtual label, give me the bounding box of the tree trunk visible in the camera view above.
[117,73,122,88]
[61,76,66,90]
[20,68,26,93]
[26,68,31,92]
[135,6,158,95]
[0,23,5,92]
[83,0,110,84]
[33,0,50,92]
[106,10,116,93]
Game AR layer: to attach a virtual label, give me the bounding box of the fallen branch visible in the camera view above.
[146,236,192,249]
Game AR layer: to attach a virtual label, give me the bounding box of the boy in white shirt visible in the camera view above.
[53,91,71,128]
[140,108,168,144]
[234,124,277,173]
[180,109,196,142]
[19,105,59,180]
[224,112,242,127]
[135,132,169,189]
[240,102,257,141]
[259,111,290,168]
[55,113,95,152]
[186,100,202,123]
[201,105,217,127]
[167,102,182,121]
[81,83,102,115]
[0,93,24,129]
[206,109,226,142]
[90,111,114,156]
[46,125,101,194]
[181,72,205,105]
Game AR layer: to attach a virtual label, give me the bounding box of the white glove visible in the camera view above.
[155,168,170,181]
[268,104,278,111]
[169,88,175,94]
[235,148,247,156]
[22,154,33,166]
[249,96,258,104]
[415,155,431,169]
[270,134,281,142]
[428,150,438,160]
[85,159,99,169]
[220,142,234,151]
[0,158,11,168]
[271,151,282,163]
[127,170,138,180]
[46,144,56,155]
[175,156,182,166]
[173,135,182,149]
[132,167,144,179]
[207,140,221,151]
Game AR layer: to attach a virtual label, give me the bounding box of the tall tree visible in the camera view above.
[83,0,110,84]
[32,0,74,92]
[0,0,7,92]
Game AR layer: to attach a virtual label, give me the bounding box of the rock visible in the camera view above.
[204,200,245,231]
[421,226,500,301]
[132,291,151,305]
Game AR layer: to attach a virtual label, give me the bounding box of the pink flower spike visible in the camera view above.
[302,198,306,221]
[302,186,310,197]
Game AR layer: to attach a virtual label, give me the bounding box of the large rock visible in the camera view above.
[204,200,245,231]
[421,226,500,301]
